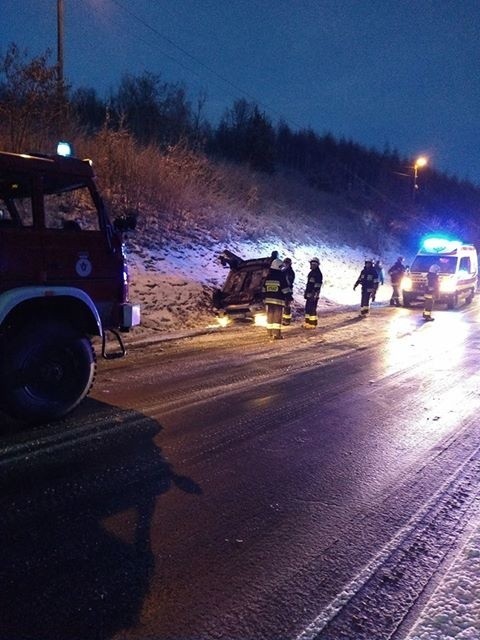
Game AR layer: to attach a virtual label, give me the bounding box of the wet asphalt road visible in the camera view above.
[1,303,480,639]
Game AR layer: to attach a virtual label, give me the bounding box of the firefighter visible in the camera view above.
[263,258,292,340]
[303,257,323,329]
[374,259,385,285]
[423,264,440,321]
[282,257,295,325]
[270,250,279,261]
[388,256,406,306]
[354,259,379,317]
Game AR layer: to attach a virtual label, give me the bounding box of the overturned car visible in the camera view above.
[212,250,272,325]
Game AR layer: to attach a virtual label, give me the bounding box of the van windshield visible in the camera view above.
[411,255,457,274]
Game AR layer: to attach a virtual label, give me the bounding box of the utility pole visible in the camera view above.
[57,0,64,85]
[412,156,427,204]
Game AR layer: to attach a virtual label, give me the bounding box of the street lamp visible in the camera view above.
[413,156,428,200]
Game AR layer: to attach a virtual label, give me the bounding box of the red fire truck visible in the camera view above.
[0,149,140,423]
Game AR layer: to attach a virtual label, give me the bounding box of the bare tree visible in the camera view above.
[110,72,193,147]
[0,43,69,152]
[214,99,275,172]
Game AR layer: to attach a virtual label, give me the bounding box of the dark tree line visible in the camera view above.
[1,43,480,246]
[71,71,208,147]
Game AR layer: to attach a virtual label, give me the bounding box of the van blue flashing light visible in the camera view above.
[56,141,73,157]
[421,236,462,253]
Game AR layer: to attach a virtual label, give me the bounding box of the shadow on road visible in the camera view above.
[0,398,201,640]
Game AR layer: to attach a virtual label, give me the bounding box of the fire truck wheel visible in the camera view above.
[2,320,96,423]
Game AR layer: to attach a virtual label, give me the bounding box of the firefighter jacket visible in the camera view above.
[388,260,406,285]
[304,267,323,300]
[426,269,440,295]
[263,268,292,306]
[284,265,295,288]
[354,265,379,292]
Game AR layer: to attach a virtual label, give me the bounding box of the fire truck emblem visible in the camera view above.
[76,254,92,277]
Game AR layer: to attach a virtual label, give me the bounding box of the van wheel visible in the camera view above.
[447,295,457,310]
[1,320,96,423]
[402,293,411,307]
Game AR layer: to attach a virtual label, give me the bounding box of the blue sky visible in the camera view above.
[2,0,480,184]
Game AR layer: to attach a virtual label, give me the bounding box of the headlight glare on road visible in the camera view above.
[216,315,230,328]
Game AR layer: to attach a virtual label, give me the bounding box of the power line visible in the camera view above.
[109,1,258,102]
[82,0,217,89]
[82,0,451,219]
[106,0,306,128]
[87,1,424,218]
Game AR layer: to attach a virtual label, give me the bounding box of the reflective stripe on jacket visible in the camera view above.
[263,268,291,306]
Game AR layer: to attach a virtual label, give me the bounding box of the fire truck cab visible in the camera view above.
[0,149,140,423]
[402,237,478,309]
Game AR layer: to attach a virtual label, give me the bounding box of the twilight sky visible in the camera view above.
[2,0,480,184]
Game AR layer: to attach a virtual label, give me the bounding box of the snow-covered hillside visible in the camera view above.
[126,226,406,335]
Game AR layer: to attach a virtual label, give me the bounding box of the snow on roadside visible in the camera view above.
[406,513,480,640]
[126,232,404,334]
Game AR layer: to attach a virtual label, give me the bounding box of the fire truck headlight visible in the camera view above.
[402,276,412,291]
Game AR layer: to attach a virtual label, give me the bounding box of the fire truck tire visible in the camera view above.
[1,320,96,423]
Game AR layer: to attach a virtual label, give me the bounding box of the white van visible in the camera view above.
[402,238,478,309]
